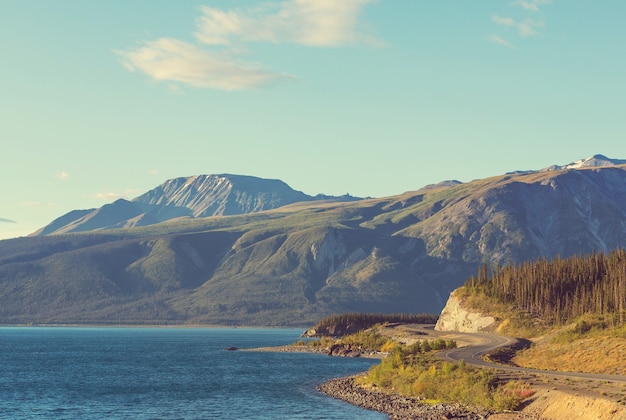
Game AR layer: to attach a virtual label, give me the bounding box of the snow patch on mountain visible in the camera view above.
[543,154,626,171]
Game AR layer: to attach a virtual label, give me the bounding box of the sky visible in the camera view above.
[1,0,625,240]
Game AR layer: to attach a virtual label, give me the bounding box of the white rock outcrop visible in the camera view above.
[435,289,496,332]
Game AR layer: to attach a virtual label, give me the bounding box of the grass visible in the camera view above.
[305,326,532,411]
[362,349,532,411]
[457,286,626,376]
[513,321,626,376]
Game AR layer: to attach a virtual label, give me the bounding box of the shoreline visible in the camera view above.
[243,326,626,419]
[317,374,497,420]
[244,344,385,358]
[245,345,504,419]
[0,323,307,329]
[244,342,545,419]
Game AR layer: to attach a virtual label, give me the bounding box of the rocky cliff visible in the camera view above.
[434,289,497,332]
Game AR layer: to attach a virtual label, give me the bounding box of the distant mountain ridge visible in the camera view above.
[34,174,360,235]
[37,155,626,236]
[541,154,626,171]
[3,154,626,326]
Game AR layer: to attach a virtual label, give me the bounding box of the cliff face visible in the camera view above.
[434,289,497,332]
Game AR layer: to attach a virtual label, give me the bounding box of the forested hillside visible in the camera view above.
[303,313,438,337]
[464,250,626,326]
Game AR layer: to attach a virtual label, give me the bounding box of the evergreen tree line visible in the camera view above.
[311,312,438,336]
[465,249,626,326]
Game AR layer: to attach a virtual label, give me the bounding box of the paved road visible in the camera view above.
[439,330,626,384]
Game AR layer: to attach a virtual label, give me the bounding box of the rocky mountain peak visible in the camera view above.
[542,154,626,171]
[33,174,359,235]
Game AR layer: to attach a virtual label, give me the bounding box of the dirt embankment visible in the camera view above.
[522,388,626,420]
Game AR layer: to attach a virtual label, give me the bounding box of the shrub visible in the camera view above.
[365,343,529,411]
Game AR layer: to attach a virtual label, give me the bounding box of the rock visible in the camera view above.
[328,343,362,357]
[301,328,317,337]
[435,289,496,332]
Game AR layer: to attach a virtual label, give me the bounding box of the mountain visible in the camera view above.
[33,174,360,235]
[541,154,626,171]
[2,156,626,326]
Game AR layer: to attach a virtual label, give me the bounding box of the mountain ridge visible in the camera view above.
[33,174,361,236]
[542,154,626,171]
[32,155,626,237]
[3,156,626,326]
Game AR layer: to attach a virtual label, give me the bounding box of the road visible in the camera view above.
[439,330,626,384]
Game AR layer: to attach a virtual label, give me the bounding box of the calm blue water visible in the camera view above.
[0,327,385,419]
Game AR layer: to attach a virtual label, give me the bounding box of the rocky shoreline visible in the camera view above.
[245,345,546,418]
[318,375,494,420]
[244,344,385,358]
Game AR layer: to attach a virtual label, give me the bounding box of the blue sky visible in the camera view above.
[1,0,625,239]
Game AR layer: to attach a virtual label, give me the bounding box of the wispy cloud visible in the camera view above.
[93,188,143,201]
[116,0,378,90]
[517,19,543,37]
[0,218,16,224]
[56,170,69,180]
[492,16,543,38]
[116,38,293,90]
[94,192,126,201]
[515,0,551,12]
[489,0,551,48]
[488,34,515,49]
[492,15,516,27]
[195,0,379,47]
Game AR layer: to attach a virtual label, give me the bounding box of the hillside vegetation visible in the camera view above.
[307,326,531,411]
[303,312,438,337]
[460,249,626,375]
[464,249,626,330]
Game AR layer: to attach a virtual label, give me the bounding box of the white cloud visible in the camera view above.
[94,192,125,200]
[116,0,378,90]
[517,19,543,37]
[147,169,159,176]
[93,188,143,201]
[56,170,69,180]
[489,35,515,49]
[0,218,16,224]
[194,0,379,47]
[492,16,543,38]
[516,1,539,12]
[115,38,293,90]
[492,15,516,27]
[490,0,550,47]
[515,0,551,12]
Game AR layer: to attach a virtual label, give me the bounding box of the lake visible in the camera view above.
[0,327,385,419]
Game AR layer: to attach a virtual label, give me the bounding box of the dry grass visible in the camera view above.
[459,286,626,377]
[514,334,626,376]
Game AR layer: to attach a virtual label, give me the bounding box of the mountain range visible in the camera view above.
[1,154,626,326]
[33,174,360,235]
